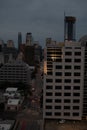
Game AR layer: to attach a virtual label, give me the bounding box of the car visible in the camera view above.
[59,119,65,124]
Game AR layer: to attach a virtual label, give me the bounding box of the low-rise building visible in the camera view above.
[5,98,22,111]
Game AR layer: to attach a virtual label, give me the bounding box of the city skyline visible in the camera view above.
[0,0,87,47]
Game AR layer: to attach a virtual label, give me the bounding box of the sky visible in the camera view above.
[0,0,87,48]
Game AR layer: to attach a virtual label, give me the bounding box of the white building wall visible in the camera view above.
[43,41,85,120]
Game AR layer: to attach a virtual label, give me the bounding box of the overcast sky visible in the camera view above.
[0,0,87,48]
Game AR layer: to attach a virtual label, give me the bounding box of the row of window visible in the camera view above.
[65,51,81,56]
[46,92,80,96]
[46,85,80,90]
[47,51,81,56]
[46,79,81,83]
[55,72,80,76]
[47,71,81,75]
[45,105,79,110]
[45,112,79,116]
[47,58,81,62]
[56,65,81,69]
[46,99,80,103]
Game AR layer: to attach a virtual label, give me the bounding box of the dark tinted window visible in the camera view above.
[56,65,62,69]
[64,99,71,103]
[55,79,62,83]
[46,99,52,103]
[46,92,52,96]
[65,72,71,76]
[55,99,61,103]
[65,52,72,55]
[55,106,61,109]
[65,59,72,62]
[65,65,72,69]
[55,72,62,76]
[64,93,71,96]
[55,93,61,96]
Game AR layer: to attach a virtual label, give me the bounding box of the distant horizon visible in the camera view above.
[0,0,87,48]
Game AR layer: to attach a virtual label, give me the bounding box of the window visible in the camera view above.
[55,112,61,116]
[55,79,62,83]
[73,99,80,103]
[74,73,80,76]
[73,113,79,116]
[75,47,81,49]
[65,47,72,49]
[65,59,72,62]
[75,52,81,56]
[46,92,52,96]
[64,99,71,103]
[56,65,62,69]
[64,93,71,96]
[73,93,80,96]
[65,52,72,55]
[55,92,61,96]
[64,79,71,83]
[74,59,81,62]
[47,65,53,68]
[47,72,53,75]
[46,85,53,89]
[55,72,62,76]
[65,65,72,69]
[64,112,70,116]
[55,86,62,90]
[55,99,61,103]
[46,106,52,109]
[64,86,71,90]
[55,106,61,109]
[73,86,80,90]
[74,66,81,69]
[46,112,52,116]
[46,99,52,103]
[46,79,53,83]
[56,59,62,62]
[73,106,79,110]
[74,79,80,83]
[65,72,71,76]
[64,106,70,109]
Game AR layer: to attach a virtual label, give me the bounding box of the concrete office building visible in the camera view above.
[79,35,87,120]
[0,60,31,85]
[43,39,85,120]
[18,32,22,51]
[26,32,33,46]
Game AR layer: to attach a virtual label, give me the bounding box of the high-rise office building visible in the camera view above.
[79,35,87,120]
[18,32,22,51]
[26,32,32,46]
[64,16,76,41]
[43,40,84,120]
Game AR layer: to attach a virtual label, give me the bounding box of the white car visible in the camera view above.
[59,120,65,124]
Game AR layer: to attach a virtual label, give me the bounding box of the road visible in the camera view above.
[14,108,43,130]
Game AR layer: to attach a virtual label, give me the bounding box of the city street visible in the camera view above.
[15,108,43,130]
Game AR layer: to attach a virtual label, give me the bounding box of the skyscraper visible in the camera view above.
[64,16,76,41]
[26,32,32,46]
[18,32,22,51]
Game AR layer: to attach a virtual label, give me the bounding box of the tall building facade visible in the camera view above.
[18,32,22,51]
[26,32,32,46]
[64,16,76,41]
[79,35,87,120]
[43,40,85,120]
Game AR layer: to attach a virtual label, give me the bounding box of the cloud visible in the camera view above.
[0,0,87,47]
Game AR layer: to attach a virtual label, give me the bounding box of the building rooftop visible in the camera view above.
[7,98,20,105]
[6,88,17,92]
